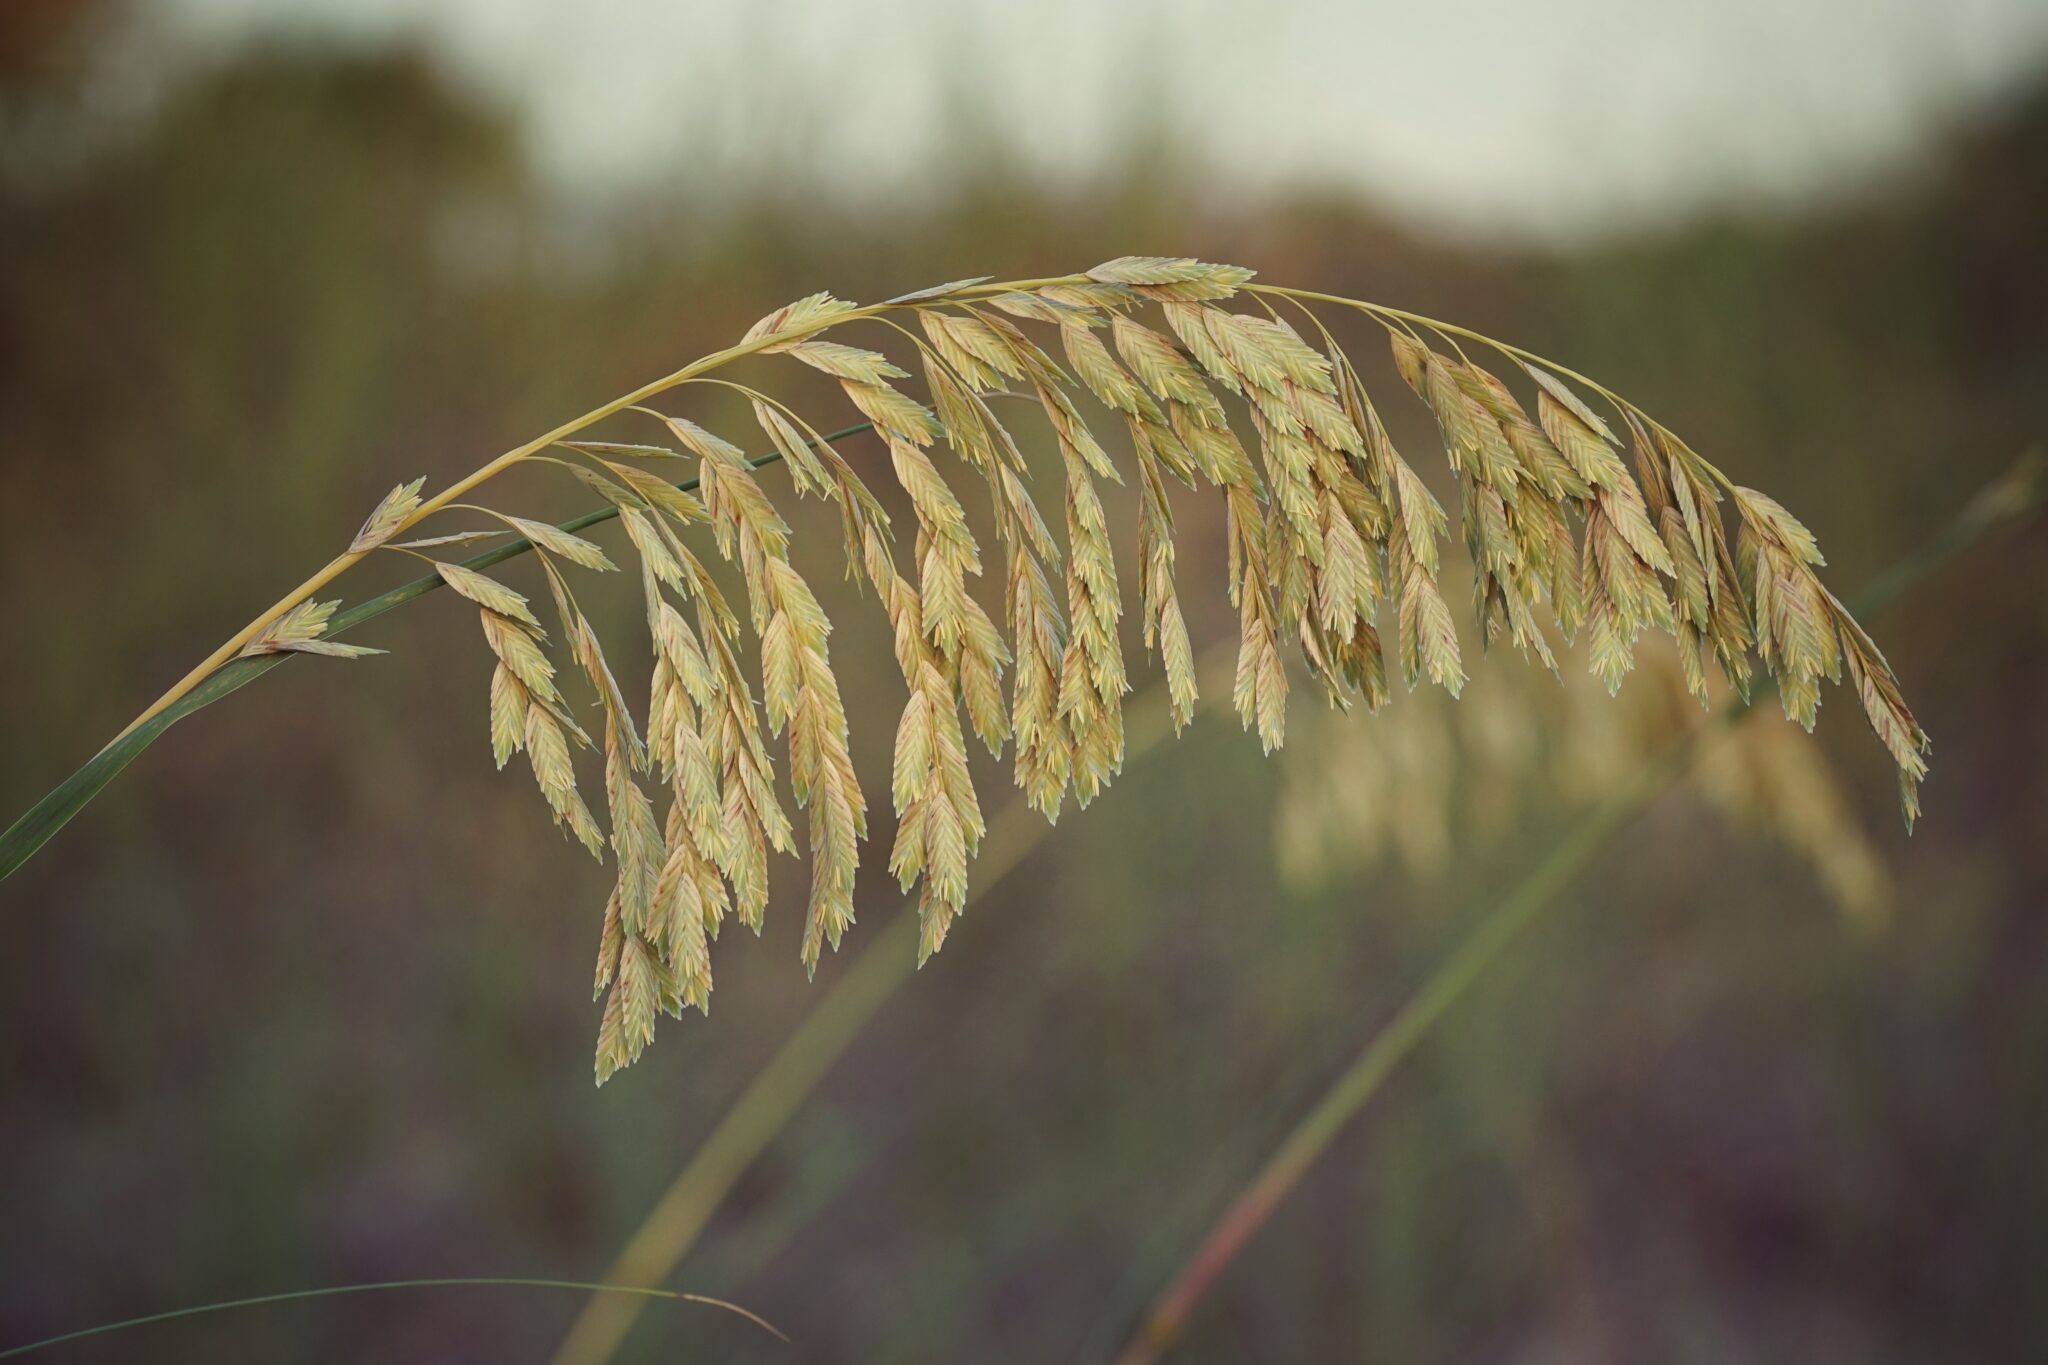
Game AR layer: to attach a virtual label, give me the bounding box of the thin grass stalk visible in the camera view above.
[1110,758,1674,1365]
[546,892,912,1365]
[0,1276,784,1361]
[547,666,1208,1365]
[1108,452,2044,1365]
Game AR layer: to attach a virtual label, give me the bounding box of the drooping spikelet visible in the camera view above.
[323,256,1929,1080]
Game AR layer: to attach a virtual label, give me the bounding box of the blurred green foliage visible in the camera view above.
[2,23,2045,1365]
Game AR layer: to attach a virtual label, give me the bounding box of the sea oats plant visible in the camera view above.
[0,259,1931,1082]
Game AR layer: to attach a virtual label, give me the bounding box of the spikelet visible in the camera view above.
[1034,375,1127,803]
[660,409,863,975]
[339,258,1930,1080]
[350,478,424,554]
[1008,543,1072,818]
[914,319,1070,800]
[521,696,603,858]
[889,660,985,962]
[437,562,542,631]
[1736,484,1841,732]
[742,291,860,348]
[1132,433,1197,730]
[806,425,989,957]
[1340,362,1461,701]
[238,599,387,660]
[1087,255,1256,302]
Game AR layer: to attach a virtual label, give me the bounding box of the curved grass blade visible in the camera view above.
[0,1275,785,1360]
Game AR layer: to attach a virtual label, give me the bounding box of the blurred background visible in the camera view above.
[3,0,2046,1360]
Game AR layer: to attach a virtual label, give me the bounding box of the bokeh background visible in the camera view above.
[4,1,2047,1360]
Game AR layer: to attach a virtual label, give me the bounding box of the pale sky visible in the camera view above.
[138,0,2048,242]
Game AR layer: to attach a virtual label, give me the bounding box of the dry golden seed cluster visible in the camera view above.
[305,257,1929,1081]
